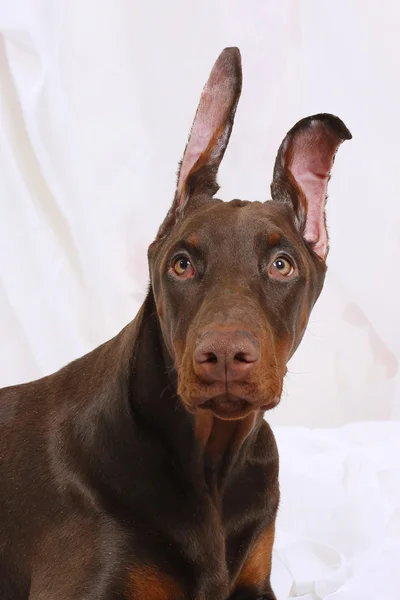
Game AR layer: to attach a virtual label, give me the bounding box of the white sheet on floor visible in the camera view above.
[271,422,400,599]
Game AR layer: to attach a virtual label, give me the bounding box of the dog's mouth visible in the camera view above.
[197,394,251,420]
[176,354,283,420]
[194,393,279,420]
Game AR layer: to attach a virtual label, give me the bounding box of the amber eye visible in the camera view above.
[172,256,195,278]
[269,256,294,278]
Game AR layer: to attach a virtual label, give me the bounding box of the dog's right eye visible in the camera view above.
[171,256,195,279]
[268,255,296,280]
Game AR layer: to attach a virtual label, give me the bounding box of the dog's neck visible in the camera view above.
[129,290,262,486]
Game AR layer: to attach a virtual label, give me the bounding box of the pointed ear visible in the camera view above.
[271,114,352,260]
[157,47,242,237]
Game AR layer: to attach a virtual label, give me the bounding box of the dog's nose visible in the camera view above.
[194,330,260,383]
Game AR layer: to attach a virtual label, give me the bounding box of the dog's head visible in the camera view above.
[148,48,351,421]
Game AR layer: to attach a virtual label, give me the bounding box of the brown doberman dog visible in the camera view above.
[0,48,351,599]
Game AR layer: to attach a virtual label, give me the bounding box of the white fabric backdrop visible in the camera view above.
[0,0,399,426]
[1,2,400,598]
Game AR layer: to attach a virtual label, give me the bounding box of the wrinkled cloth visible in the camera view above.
[0,1,399,426]
[272,423,400,599]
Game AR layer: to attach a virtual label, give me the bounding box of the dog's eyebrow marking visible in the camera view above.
[265,233,302,264]
[267,232,281,246]
[187,233,200,248]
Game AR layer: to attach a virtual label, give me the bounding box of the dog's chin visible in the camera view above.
[197,394,251,420]
[190,393,280,421]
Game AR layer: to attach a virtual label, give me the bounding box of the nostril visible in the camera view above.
[194,330,260,375]
[233,348,259,364]
[195,350,219,364]
[234,352,250,363]
[204,353,218,364]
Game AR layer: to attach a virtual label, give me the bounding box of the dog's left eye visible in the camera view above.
[269,256,294,278]
[171,256,195,278]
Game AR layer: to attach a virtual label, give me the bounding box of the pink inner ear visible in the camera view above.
[289,127,341,259]
[176,49,241,207]
[176,81,231,203]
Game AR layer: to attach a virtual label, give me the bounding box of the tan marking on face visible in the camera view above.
[178,325,286,417]
[234,522,275,589]
[267,232,281,246]
[194,410,214,446]
[272,333,293,373]
[187,233,200,247]
[127,565,184,600]
[157,299,164,322]
[172,339,185,369]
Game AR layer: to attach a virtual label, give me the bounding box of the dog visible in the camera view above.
[0,47,351,599]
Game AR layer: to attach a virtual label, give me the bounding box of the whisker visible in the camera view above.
[286,370,312,376]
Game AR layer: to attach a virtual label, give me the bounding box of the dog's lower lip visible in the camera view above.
[191,394,280,415]
[199,396,246,411]
[196,394,252,419]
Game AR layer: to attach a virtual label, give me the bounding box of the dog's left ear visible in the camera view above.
[157,47,242,238]
[271,114,352,260]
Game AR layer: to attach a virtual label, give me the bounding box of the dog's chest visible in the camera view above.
[124,456,274,600]
[124,510,246,600]
[118,418,278,599]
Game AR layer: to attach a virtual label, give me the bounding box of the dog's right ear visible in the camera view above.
[157,47,242,238]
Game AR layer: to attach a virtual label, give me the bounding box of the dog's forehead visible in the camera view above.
[178,198,297,243]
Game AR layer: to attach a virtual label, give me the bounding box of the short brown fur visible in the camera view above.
[127,566,185,600]
[0,47,350,599]
[234,523,275,590]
